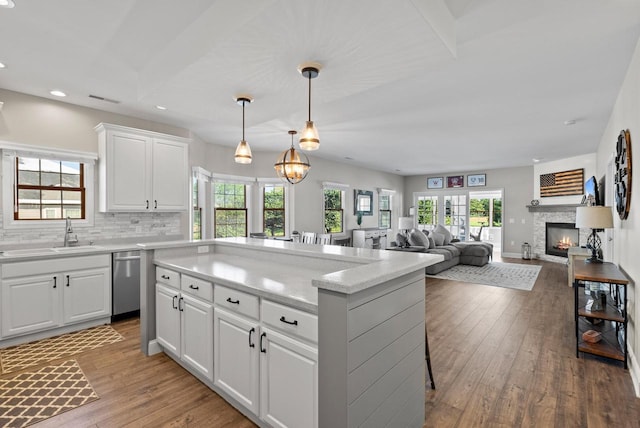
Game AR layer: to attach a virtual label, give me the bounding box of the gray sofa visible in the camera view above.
[397,227,493,275]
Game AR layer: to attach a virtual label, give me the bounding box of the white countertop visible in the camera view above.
[149,238,444,312]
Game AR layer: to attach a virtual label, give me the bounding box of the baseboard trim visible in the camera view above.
[628,345,640,397]
[147,339,162,355]
[501,252,522,259]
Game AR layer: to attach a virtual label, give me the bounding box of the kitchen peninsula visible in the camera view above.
[138,238,443,428]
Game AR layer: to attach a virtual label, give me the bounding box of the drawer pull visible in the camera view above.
[161,274,170,280]
[279,316,298,326]
[226,297,240,305]
[178,297,184,312]
[172,295,178,309]
[66,275,70,287]
[260,332,267,353]
[53,276,57,288]
[189,284,199,290]
[249,327,255,348]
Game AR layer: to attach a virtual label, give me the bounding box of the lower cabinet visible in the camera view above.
[212,285,318,428]
[1,255,111,339]
[259,327,318,428]
[155,270,213,381]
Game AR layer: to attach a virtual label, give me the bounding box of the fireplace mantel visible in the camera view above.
[526,204,582,213]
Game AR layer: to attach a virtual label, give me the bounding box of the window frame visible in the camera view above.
[213,181,249,238]
[262,184,286,237]
[1,144,96,229]
[378,193,392,229]
[323,187,345,234]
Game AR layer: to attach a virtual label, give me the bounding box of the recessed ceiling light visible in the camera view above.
[50,90,66,97]
[0,62,6,69]
[564,119,576,126]
[155,105,167,110]
[0,0,15,9]
[533,158,541,163]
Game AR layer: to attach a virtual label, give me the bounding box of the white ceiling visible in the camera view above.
[1,0,639,175]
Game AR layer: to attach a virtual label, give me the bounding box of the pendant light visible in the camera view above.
[234,96,252,164]
[274,130,311,184]
[298,63,321,151]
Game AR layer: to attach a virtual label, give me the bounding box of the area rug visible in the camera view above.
[0,359,99,427]
[0,325,124,374]
[426,262,542,291]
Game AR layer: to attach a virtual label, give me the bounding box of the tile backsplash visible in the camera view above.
[0,211,183,247]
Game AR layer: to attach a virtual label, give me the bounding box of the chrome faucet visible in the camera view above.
[63,217,79,247]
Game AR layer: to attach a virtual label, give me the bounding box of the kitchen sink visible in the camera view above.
[52,245,105,253]
[1,245,105,257]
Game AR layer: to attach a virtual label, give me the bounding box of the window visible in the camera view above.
[192,176,201,239]
[417,196,438,229]
[14,157,85,220]
[469,198,489,227]
[324,188,343,233]
[444,194,467,240]
[263,185,285,237]
[379,194,391,229]
[214,182,247,238]
[492,198,502,227]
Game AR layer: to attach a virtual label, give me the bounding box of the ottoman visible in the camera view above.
[454,242,493,266]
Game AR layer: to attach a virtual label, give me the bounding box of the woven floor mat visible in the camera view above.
[0,359,99,427]
[0,325,124,374]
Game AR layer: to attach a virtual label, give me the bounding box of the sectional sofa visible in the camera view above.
[395,225,493,275]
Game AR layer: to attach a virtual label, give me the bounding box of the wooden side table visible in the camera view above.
[567,247,590,287]
[573,262,629,368]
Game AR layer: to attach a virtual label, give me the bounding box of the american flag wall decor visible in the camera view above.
[540,168,584,197]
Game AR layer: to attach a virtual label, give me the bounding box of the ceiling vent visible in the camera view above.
[88,94,120,104]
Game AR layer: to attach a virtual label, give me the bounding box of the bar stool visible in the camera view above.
[426,325,435,389]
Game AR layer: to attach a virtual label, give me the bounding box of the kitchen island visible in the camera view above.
[138,238,443,428]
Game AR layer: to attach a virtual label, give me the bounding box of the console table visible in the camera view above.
[352,228,388,249]
[573,262,628,368]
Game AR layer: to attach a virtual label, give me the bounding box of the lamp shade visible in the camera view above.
[398,217,414,231]
[575,206,614,229]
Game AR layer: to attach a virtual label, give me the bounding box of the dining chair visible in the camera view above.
[316,233,331,245]
[301,232,316,244]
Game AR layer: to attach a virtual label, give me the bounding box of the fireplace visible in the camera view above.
[545,222,579,257]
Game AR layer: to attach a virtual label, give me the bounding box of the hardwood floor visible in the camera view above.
[425,256,640,428]
[11,256,639,427]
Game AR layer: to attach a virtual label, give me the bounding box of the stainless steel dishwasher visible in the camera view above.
[112,250,141,320]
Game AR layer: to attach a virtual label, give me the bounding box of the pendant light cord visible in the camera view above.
[308,74,312,121]
[242,100,245,140]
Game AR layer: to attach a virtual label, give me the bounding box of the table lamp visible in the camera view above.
[575,206,614,263]
[398,217,414,245]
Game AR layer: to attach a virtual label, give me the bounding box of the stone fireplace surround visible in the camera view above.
[530,205,591,263]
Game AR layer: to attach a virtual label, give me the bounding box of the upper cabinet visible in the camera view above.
[95,123,190,212]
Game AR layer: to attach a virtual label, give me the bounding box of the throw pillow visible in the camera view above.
[408,230,430,248]
[431,231,445,246]
[428,236,436,249]
[396,233,408,247]
[434,224,452,245]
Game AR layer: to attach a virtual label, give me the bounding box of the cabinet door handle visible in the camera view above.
[178,297,184,312]
[279,316,298,326]
[53,276,57,288]
[260,332,266,353]
[154,200,158,209]
[66,275,70,287]
[189,284,199,290]
[249,327,255,348]
[146,200,149,209]
[172,295,178,309]
[161,274,170,280]
[226,297,240,305]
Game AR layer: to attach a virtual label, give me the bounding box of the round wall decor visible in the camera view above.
[614,129,632,220]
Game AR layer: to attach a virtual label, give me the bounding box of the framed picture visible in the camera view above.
[427,177,443,189]
[447,175,464,188]
[467,174,486,187]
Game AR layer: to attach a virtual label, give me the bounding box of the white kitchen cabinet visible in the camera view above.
[1,255,111,339]
[1,274,60,337]
[96,123,190,212]
[260,327,318,428]
[214,307,260,414]
[155,268,213,381]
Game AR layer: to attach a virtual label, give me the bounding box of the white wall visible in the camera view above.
[0,88,206,244]
[596,35,640,396]
[533,154,597,205]
[403,166,534,256]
